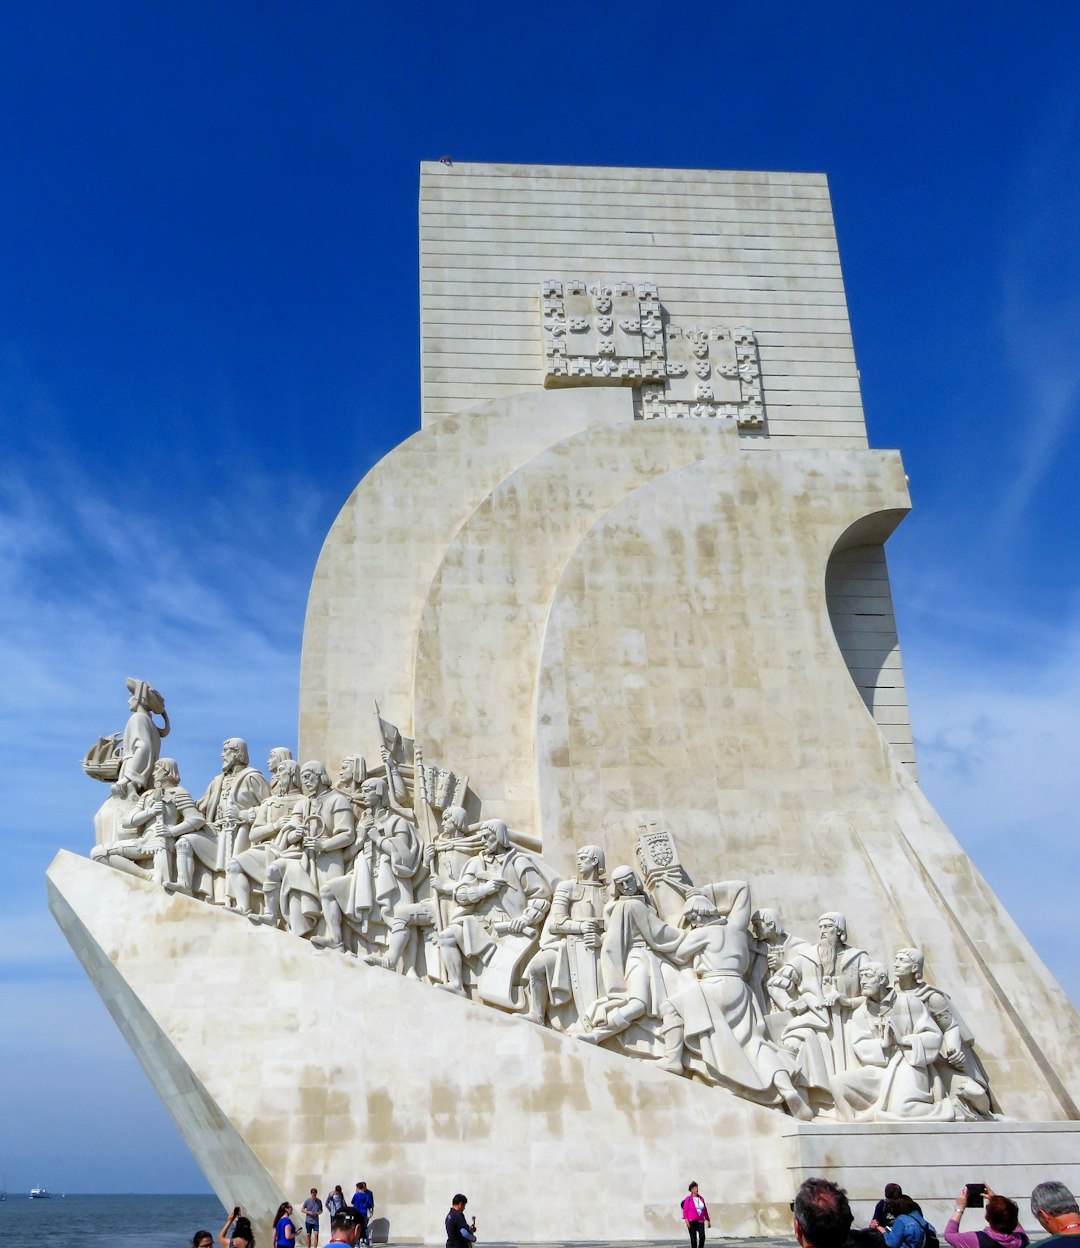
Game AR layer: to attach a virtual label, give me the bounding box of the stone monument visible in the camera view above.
[49,163,1080,1241]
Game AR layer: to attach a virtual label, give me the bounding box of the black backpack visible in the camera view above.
[917,1217,940,1248]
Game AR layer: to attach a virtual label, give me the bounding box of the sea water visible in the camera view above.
[0,1193,223,1247]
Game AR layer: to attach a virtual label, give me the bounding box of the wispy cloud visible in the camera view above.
[995,94,1080,534]
[901,582,1080,1005]
[0,416,326,984]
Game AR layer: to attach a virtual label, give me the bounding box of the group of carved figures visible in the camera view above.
[86,680,995,1125]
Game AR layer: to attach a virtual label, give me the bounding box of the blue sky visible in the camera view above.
[1,1,1078,1194]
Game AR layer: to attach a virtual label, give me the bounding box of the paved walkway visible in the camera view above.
[379,1240,798,1247]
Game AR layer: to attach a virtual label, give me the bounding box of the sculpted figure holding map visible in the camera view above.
[438,819,551,998]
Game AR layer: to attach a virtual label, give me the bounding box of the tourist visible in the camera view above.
[1030,1182,1080,1241]
[219,1211,256,1247]
[194,1232,215,1248]
[881,1196,935,1248]
[870,1186,903,1231]
[273,1202,298,1247]
[682,1182,711,1248]
[329,1208,363,1246]
[303,1189,324,1247]
[445,1194,477,1248]
[945,1185,1028,1248]
[326,1187,346,1219]
[792,1179,855,1248]
[352,1181,375,1248]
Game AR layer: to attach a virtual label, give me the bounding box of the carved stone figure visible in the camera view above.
[659,887,811,1119]
[254,761,355,942]
[423,804,483,901]
[166,739,268,899]
[812,911,869,1071]
[92,757,204,885]
[832,961,952,1121]
[575,865,680,1047]
[226,758,303,915]
[764,961,833,1104]
[355,777,423,967]
[751,907,822,1020]
[111,678,170,800]
[523,844,607,1027]
[267,746,294,774]
[437,820,552,1000]
[335,754,369,808]
[313,776,415,952]
[893,946,992,1119]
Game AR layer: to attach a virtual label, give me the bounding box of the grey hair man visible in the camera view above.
[792,1178,854,1248]
[1030,1181,1080,1238]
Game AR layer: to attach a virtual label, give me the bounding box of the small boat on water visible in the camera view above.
[30,1186,50,1199]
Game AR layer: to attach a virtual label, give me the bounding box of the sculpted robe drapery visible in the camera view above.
[352,811,423,924]
[276,788,356,925]
[665,883,794,1104]
[536,878,608,1014]
[833,987,953,1121]
[117,708,165,795]
[595,894,682,1019]
[449,847,550,960]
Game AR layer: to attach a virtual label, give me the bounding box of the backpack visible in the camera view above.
[917,1216,940,1248]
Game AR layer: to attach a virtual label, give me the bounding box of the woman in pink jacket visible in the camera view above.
[682,1182,711,1248]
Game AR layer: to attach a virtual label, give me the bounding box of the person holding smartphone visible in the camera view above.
[445,1194,477,1248]
[218,1209,256,1247]
[946,1185,1029,1248]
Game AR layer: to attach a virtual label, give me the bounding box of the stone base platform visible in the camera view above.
[47,851,1080,1244]
[784,1120,1080,1231]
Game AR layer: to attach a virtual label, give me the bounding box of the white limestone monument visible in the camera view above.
[50,163,1080,1241]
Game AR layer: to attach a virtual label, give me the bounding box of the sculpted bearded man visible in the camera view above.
[524,844,607,1028]
[812,911,869,1071]
[260,761,356,939]
[659,886,812,1119]
[832,961,952,1121]
[226,756,302,916]
[168,738,269,899]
